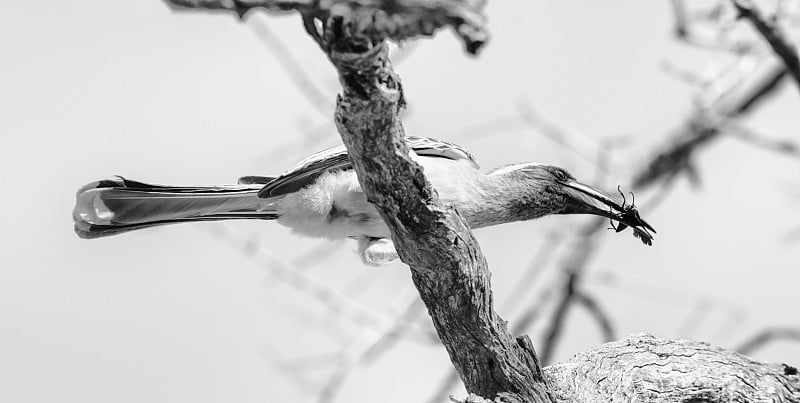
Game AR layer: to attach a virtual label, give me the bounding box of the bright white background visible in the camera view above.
[1,1,799,402]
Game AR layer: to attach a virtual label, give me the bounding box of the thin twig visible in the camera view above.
[669,0,757,52]
[291,240,346,267]
[721,118,800,159]
[501,230,563,313]
[573,291,616,342]
[318,292,423,403]
[735,327,800,355]
[517,101,615,174]
[677,298,713,339]
[261,344,325,393]
[248,14,333,116]
[208,224,428,340]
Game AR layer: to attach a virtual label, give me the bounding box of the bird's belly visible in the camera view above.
[273,170,389,240]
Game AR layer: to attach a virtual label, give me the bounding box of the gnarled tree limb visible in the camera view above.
[326,38,552,403]
[161,1,800,402]
[164,0,489,54]
[544,334,800,402]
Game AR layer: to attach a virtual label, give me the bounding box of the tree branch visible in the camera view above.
[544,334,800,402]
[160,2,799,402]
[164,0,489,54]
[736,327,800,355]
[732,0,800,90]
[328,38,551,402]
[540,56,788,368]
[573,291,615,343]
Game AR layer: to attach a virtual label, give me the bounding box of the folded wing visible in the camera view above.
[257,136,479,198]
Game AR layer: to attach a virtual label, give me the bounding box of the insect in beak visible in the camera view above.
[563,181,657,245]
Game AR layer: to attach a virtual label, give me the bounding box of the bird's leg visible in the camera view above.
[357,236,400,267]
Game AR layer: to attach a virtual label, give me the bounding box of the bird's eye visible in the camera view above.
[552,168,570,182]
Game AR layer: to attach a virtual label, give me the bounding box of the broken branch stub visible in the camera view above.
[163,0,489,55]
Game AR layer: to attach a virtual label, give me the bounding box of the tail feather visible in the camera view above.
[74,177,279,238]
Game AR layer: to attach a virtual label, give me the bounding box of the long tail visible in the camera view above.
[73,177,279,239]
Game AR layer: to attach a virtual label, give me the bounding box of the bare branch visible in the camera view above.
[633,57,787,189]
[669,0,757,52]
[537,222,605,366]
[163,0,489,54]
[669,0,690,38]
[517,102,613,174]
[429,282,559,403]
[676,298,713,339]
[209,225,428,340]
[544,334,800,401]
[329,39,551,401]
[736,327,800,355]
[721,118,800,158]
[318,292,421,403]
[261,344,324,393]
[732,0,800,89]
[248,15,333,116]
[290,239,345,267]
[573,291,616,343]
[501,231,563,314]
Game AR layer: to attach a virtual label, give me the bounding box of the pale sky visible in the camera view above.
[1,1,799,402]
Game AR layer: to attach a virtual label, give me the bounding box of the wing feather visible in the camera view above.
[257,136,478,198]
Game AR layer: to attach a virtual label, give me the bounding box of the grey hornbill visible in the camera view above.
[73,136,655,266]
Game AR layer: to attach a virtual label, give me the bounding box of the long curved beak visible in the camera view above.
[563,180,656,245]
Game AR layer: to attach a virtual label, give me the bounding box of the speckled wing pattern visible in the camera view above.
[256,136,479,198]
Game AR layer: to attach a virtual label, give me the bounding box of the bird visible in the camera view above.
[73,136,655,266]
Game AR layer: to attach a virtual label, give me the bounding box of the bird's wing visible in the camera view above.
[257,136,479,198]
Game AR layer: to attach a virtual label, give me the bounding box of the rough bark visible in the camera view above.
[543,334,800,403]
[163,1,550,401]
[165,0,489,54]
[325,34,553,403]
[161,1,800,402]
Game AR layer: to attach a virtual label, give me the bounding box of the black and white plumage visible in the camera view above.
[73,136,655,266]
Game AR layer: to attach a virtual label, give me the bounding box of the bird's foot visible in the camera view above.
[358,237,399,267]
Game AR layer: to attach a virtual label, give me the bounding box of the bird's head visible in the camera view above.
[495,163,656,245]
